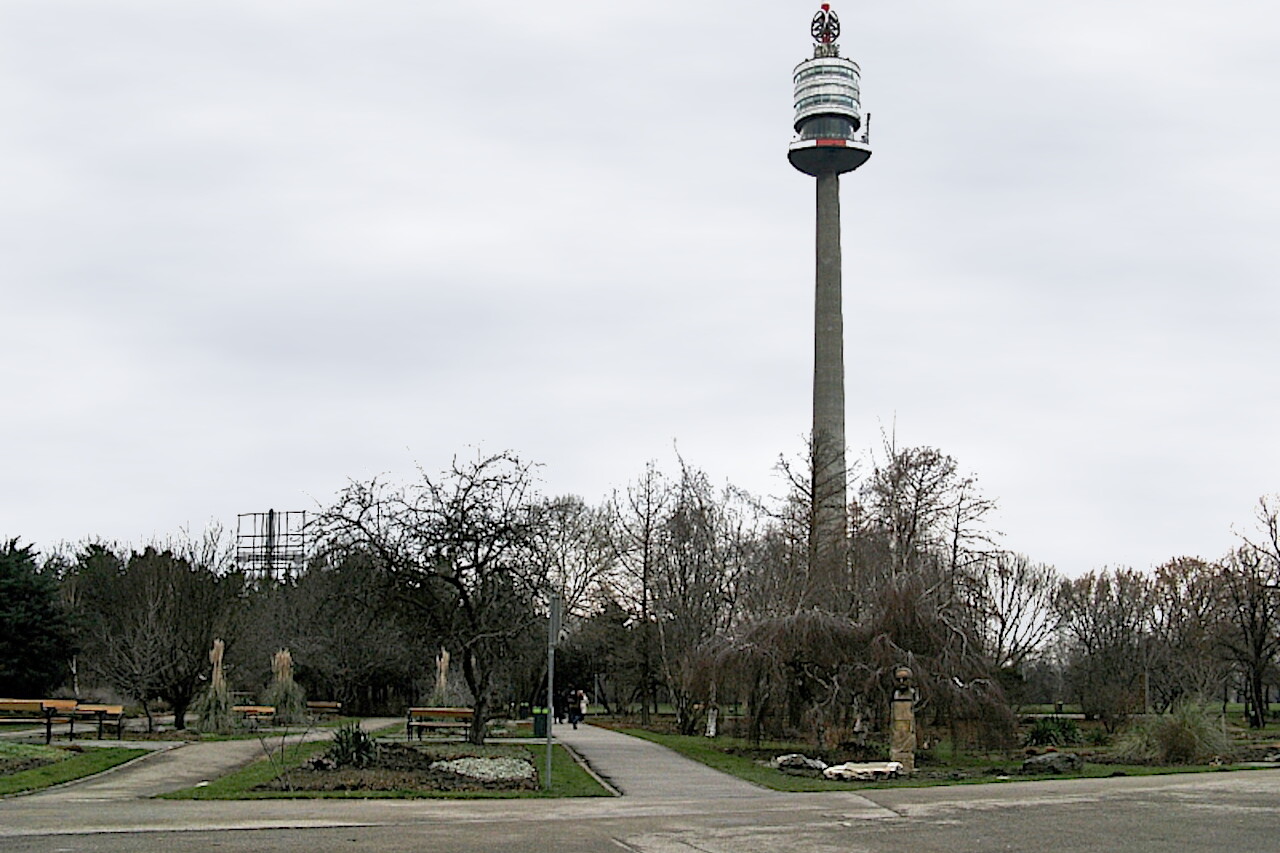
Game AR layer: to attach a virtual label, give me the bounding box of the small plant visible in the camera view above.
[327,721,378,768]
[1084,727,1112,747]
[1024,716,1082,747]
[1113,701,1234,765]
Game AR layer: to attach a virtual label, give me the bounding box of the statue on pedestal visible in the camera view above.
[889,665,917,773]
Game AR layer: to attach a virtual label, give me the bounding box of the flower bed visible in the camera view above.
[255,742,539,793]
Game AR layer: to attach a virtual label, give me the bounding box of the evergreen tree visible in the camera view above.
[0,539,74,696]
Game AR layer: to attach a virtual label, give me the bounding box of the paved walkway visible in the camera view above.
[8,718,771,803]
[553,723,779,800]
[11,718,401,802]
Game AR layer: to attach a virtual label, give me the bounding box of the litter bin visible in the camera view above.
[532,707,548,738]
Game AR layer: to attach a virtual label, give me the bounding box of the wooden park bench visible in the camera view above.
[231,705,276,728]
[306,701,342,718]
[0,698,79,744]
[70,704,125,741]
[406,707,475,740]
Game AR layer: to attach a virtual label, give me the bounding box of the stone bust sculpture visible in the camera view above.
[892,665,916,702]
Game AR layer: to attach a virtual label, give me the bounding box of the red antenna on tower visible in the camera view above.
[811,4,840,44]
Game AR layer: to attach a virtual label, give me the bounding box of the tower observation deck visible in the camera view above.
[788,4,871,177]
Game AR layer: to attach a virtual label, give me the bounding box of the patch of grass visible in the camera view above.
[618,729,852,791]
[0,747,148,796]
[162,740,328,799]
[162,741,609,799]
[617,728,1265,792]
[0,742,68,762]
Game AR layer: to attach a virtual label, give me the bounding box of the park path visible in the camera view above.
[22,717,401,802]
[553,722,781,800]
[18,717,773,803]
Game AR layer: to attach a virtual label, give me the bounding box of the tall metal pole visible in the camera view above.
[544,594,561,790]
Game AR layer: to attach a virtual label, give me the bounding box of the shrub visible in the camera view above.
[1084,727,1112,747]
[193,687,235,733]
[327,721,378,768]
[1024,716,1082,747]
[1113,701,1233,765]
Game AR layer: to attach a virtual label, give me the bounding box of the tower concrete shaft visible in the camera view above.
[811,171,848,597]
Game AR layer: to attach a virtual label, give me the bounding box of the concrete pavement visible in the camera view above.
[552,721,777,800]
[2,721,1280,851]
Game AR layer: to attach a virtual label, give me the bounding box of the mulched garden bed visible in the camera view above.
[256,742,539,793]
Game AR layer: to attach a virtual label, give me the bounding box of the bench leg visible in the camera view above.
[44,711,53,745]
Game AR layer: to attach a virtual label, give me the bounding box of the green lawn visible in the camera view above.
[0,745,149,796]
[617,728,1266,792]
[163,740,611,799]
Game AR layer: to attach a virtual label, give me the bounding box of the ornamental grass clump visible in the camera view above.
[326,720,379,768]
[262,649,306,725]
[1024,716,1082,748]
[193,639,235,733]
[1113,700,1234,765]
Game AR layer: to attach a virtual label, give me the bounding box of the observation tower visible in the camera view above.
[790,4,871,600]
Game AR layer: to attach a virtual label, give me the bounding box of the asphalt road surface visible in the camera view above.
[3,721,1279,852]
[5,771,1280,852]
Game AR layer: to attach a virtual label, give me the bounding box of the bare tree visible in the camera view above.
[970,553,1060,673]
[77,544,237,730]
[536,495,614,618]
[607,462,671,722]
[649,461,752,734]
[856,437,998,599]
[1147,556,1229,710]
[316,451,546,744]
[1054,569,1151,731]
[1217,499,1280,728]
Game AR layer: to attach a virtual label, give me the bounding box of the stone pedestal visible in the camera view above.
[889,697,915,773]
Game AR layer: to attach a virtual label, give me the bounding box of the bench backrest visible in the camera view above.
[43,699,78,713]
[408,707,473,720]
[0,699,44,713]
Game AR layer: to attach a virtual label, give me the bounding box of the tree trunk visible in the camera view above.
[1250,668,1266,729]
[461,650,489,745]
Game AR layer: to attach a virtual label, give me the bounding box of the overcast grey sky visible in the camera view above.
[3,0,1278,574]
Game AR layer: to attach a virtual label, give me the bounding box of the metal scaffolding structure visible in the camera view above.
[235,509,307,580]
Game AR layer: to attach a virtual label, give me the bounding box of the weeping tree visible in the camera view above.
[720,565,1013,752]
[716,610,871,747]
[316,451,548,744]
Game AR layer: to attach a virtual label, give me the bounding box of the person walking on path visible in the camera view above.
[569,689,588,729]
